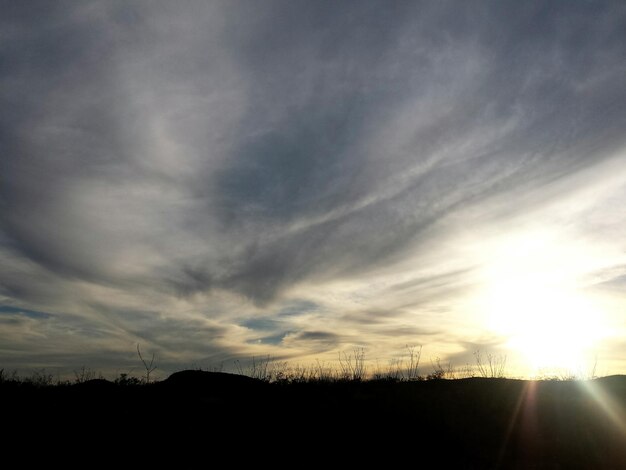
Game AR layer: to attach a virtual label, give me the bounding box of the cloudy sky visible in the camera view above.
[1,1,626,378]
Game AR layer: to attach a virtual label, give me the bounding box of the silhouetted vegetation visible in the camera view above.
[3,349,624,468]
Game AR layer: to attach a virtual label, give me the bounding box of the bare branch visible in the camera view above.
[137,344,157,383]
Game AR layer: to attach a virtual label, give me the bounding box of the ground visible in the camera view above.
[4,372,626,468]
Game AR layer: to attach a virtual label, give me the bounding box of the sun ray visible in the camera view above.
[582,379,626,439]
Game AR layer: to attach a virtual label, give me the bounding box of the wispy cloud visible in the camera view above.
[1,1,625,375]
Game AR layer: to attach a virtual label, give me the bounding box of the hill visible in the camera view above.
[3,372,626,467]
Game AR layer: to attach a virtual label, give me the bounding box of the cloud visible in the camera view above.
[1,1,626,374]
[282,330,342,349]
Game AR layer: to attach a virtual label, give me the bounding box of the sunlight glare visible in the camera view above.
[480,230,607,374]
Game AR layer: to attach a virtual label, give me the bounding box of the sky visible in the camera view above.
[1,1,626,379]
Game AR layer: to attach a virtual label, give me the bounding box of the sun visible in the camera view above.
[479,230,607,375]
[486,279,599,372]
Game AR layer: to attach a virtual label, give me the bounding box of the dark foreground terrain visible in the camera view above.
[4,372,626,468]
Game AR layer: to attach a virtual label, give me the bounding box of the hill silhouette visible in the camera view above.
[3,372,626,467]
[163,369,265,390]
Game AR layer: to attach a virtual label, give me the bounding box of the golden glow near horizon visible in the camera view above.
[478,229,610,375]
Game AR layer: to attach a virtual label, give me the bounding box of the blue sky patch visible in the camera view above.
[0,305,52,319]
